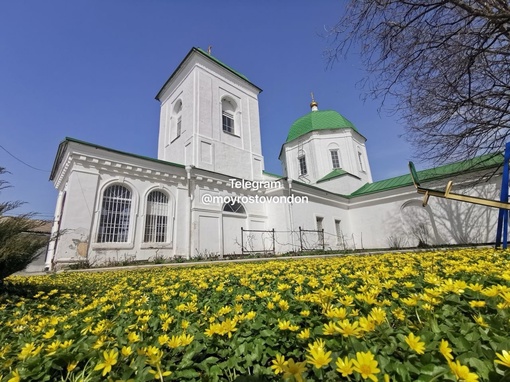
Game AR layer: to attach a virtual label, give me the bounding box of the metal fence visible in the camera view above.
[240,227,276,255]
[239,227,329,255]
[298,226,325,251]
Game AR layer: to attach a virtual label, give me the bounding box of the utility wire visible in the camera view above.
[0,144,50,172]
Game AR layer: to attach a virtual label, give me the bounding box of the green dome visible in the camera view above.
[286,110,358,143]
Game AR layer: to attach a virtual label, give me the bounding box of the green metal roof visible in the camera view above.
[317,168,360,183]
[156,47,261,100]
[262,170,283,178]
[350,153,504,197]
[195,48,249,82]
[286,110,359,143]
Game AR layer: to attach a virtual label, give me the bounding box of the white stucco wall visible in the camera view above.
[348,177,501,249]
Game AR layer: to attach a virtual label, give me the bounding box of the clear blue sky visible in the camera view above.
[0,0,412,219]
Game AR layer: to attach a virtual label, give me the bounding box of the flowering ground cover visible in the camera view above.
[1,248,510,381]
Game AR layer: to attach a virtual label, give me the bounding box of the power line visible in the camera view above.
[0,144,50,172]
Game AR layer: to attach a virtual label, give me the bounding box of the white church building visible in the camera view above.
[46,47,503,270]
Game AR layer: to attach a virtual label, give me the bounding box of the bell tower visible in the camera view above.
[155,47,265,181]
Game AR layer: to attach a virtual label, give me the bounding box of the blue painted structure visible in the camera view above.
[495,142,510,249]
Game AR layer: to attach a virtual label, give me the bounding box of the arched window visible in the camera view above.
[221,97,237,135]
[97,185,132,243]
[173,100,183,138]
[144,191,169,243]
[223,201,246,214]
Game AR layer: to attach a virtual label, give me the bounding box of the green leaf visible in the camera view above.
[174,369,201,379]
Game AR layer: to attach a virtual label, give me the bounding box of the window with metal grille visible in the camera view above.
[331,150,340,169]
[298,156,307,175]
[144,191,169,243]
[223,201,246,214]
[222,112,234,134]
[97,185,132,243]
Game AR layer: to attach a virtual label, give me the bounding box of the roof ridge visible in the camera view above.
[350,152,503,197]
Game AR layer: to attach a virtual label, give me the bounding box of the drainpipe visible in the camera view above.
[287,178,295,250]
[45,189,65,271]
[185,165,194,260]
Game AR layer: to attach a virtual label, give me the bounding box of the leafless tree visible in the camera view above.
[327,1,510,166]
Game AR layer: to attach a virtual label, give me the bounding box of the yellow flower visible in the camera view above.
[405,332,426,354]
[245,311,256,320]
[60,340,73,349]
[352,351,380,382]
[473,314,488,328]
[439,339,453,361]
[392,307,405,321]
[67,361,78,372]
[148,367,172,379]
[270,354,288,375]
[448,360,479,381]
[42,328,56,339]
[495,350,510,368]
[469,301,486,308]
[121,346,133,357]
[158,334,169,346]
[278,319,291,330]
[92,337,105,350]
[179,333,194,346]
[167,335,181,348]
[220,318,237,338]
[267,301,275,310]
[146,346,164,366]
[297,328,310,340]
[369,307,386,325]
[300,310,310,317]
[18,342,43,360]
[8,369,20,382]
[46,340,61,355]
[336,356,354,377]
[359,316,376,333]
[282,358,307,382]
[93,349,118,376]
[306,346,332,369]
[278,300,289,311]
[127,331,140,343]
[326,306,347,319]
[323,321,338,335]
[336,319,362,337]
[307,338,326,353]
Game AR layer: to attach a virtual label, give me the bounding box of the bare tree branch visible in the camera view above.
[327,0,510,168]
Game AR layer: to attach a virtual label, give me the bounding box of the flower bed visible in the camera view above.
[1,248,509,381]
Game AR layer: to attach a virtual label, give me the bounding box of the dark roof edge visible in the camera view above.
[155,47,262,101]
[262,170,283,178]
[50,137,186,181]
